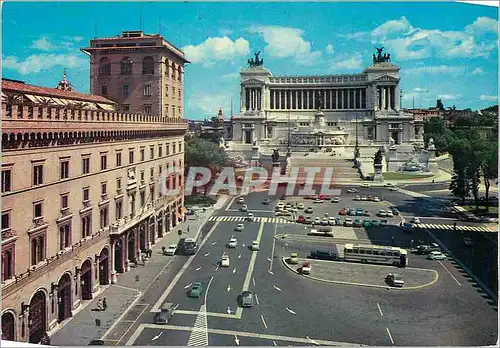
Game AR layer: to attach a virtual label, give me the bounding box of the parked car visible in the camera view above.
[289,252,299,264]
[367,196,374,201]
[363,220,372,228]
[165,244,178,256]
[154,303,176,324]
[374,197,381,202]
[221,254,230,267]
[354,219,363,227]
[227,238,238,248]
[297,215,305,223]
[356,208,364,216]
[328,217,337,226]
[427,251,446,260]
[361,183,370,188]
[313,199,323,204]
[364,211,372,217]
[305,207,314,214]
[240,204,248,212]
[313,217,322,225]
[309,249,338,260]
[391,208,400,215]
[304,216,313,224]
[416,245,432,255]
[378,210,387,217]
[354,195,361,201]
[262,198,271,205]
[235,223,244,232]
[339,209,348,215]
[240,291,254,307]
[429,243,441,252]
[331,196,341,203]
[237,197,245,204]
[361,196,368,201]
[386,211,394,218]
[370,220,380,227]
[250,241,259,251]
[298,203,305,209]
[321,218,329,226]
[386,273,404,287]
[384,182,395,187]
[347,188,359,193]
[348,209,356,216]
[301,262,312,274]
[344,217,354,226]
[189,282,203,298]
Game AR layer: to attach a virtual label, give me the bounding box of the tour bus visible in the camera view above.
[180,233,202,255]
[309,226,334,237]
[343,243,408,267]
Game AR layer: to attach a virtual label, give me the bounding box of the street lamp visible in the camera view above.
[354,114,360,160]
[287,111,291,157]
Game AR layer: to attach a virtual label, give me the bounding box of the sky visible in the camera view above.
[2,1,498,120]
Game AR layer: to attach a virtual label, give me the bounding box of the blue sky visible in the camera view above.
[2,1,498,119]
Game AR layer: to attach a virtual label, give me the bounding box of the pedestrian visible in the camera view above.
[102,298,107,311]
[188,225,190,233]
[96,299,103,311]
[453,222,457,232]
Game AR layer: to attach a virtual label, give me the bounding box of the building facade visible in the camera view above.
[229,51,424,157]
[1,30,188,344]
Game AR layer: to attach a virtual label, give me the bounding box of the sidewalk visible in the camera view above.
[50,196,227,346]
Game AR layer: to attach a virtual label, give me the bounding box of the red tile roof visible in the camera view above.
[2,79,115,104]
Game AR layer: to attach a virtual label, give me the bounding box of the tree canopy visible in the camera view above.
[185,137,229,171]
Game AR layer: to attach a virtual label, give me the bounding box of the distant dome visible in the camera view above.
[55,69,75,92]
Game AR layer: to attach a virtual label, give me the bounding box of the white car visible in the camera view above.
[328,217,337,226]
[344,217,353,226]
[313,217,322,225]
[228,238,238,248]
[321,218,329,226]
[384,183,394,187]
[235,223,244,232]
[247,213,255,222]
[361,196,368,201]
[354,195,361,201]
[374,197,381,202]
[411,217,421,224]
[427,251,446,260]
[165,244,177,256]
[297,203,305,209]
[331,196,341,203]
[250,241,259,251]
[347,188,359,193]
[301,262,311,274]
[221,254,230,267]
[378,210,387,217]
[237,197,245,204]
[361,183,370,188]
[386,211,394,218]
[241,204,248,212]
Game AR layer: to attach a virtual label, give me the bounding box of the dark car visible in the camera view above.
[240,291,254,307]
[309,249,338,261]
[262,198,271,205]
[154,303,176,324]
[88,340,105,346]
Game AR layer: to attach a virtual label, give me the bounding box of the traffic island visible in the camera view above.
[282,257,438,290]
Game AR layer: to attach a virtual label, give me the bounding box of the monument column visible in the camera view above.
[388,87,392,110]
[382,87,386,110]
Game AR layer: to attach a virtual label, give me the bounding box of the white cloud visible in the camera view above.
[221,72,240,80]
[30,37,55,51]
[329,53,363,71]
[479,94,498,101]
[438,94,461,100]
[369,16,498,60]
[191,91,232,116]
[3,53,87,75]
[325,44,334,54]
[404,65,463,75]
[248,25,322,66]
[182,37,250,67]
[336,31,368,41]
[471,67,484,75]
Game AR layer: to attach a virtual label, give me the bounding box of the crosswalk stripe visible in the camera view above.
[470,227,481,232]
[186,305,209,346]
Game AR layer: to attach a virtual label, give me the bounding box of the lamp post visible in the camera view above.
[354,114,360,160]
[287,111,291,157]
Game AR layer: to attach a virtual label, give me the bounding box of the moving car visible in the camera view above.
[241,204,248,212]
[301,262,312,274]
[276,202,285,210]
[154,303,176,324]
[235,223,244,232]
[240,291,254,307]
[227,238,238,248]
[262,198,271,205]
[361,183,370,188]
[331,196,341,203]
[165,244,178,256]
[411,217,421,224]
[347,188,359,193]
[250,241,259,251]
[221,254,230,266]
[344,217,354,226]
[386,273,404,287]
[427,251,446,260]
[390,187,398,191]
[384,182,395,187]
[305,207,314,214]
[309,249,338,260]
[289,252,299,264]
[189,282,203,298]
[246,213,255,222]
[237,197,245,204]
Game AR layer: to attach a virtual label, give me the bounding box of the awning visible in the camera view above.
[24,94,39,103]
[84,102,98,110]
[50,98,66,106]
[57,98,70,105]
[96,103,115,111]
[1,92,7,101]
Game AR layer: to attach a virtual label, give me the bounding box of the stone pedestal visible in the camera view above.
[111,271,117,284]
[427,149,438,173]
[373,163,384,181]
[126,260,131,272]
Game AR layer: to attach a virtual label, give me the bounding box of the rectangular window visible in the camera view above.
[140,191,145,207]
[150,167,154,178]
[173,143,176,153]
[101,85,108,97]
[129,150,134,164]
[116,152,122,167]
[140,170,145,182]
[165,86,169,96]
[150,146,154,160]
[143,84,151,96]
[100,207,109,228]
[34,202,43,219]
[100,154,107,171]
[144,104,152,114]
[140,148,145,162]
[59,224,71,250]
[173,87,176,95]
[166,144,170,155]
[179,90,181,100]
[31,234,45,266]
[101,182,107,196]
[33,164,44,186]
[60,160,69,180]
[81,215,92,238]
[179,142,183,152]
[1,212,10,230]
[83,187,90,202]
[61,194,69,209]
[82,157,90,174]
[159,165,162,176]
[158,145,163,157]
[1,170,12,192]
[117,177,122,190]
[123,85,129,97]
[172,107,175,117]
[122,104,130,112]
[115,200,123,220]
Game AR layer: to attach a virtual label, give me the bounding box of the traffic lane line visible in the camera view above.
[437,260,462,287]
[136,324,366,346]
[261,314,268,329]
[115,304,150,344]
[386,328,394,345]
[377,303,384,316]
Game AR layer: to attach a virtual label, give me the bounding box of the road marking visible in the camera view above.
[273,285,282,292]
[151,222,220,313]
[226,196,238,211]
[196,266,202,271]
[255,293,260,305]
[227,306,232,314]
[285,307,297,315]
[252,277,255,286]
[386,328,394,345]
[204,252,210,256]
[233,268,236,274]
[113,303,149,344]
[269,221,278,271]
[438,261,462,286]
[174,309,236,318]
[268,270,274,275]
[151,332,162,341]
[227,285,231,292]
[204,276,214,304]
[307,336,320,346]
[377,303,383,316]
[273,341,277,346]
[186,304,209,346]
[234,335,240,345]
[134,324,366,346]
[184,283,192,289]
[261,314,268,329]
[212,241,218,245]
[238,253,242,259]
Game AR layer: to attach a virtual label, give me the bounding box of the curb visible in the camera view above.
[281,257,439,291]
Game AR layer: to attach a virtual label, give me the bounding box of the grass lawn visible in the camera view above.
[185,195,217,207]
[382,172,434,180]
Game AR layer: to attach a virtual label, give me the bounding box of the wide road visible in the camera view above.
[122,187,497,346]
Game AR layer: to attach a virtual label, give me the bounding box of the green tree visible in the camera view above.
[480,140,498,211]
[423,117,453,155]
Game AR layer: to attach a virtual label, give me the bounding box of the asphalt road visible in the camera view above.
[123,187,497,346]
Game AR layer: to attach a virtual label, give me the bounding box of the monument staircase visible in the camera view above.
[287,153,361,183]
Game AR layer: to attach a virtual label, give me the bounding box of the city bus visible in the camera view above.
[343,243,408,267]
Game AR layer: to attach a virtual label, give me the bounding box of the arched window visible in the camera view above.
[99,57,111,76]
[142,56,154,75]
[121,57,133,75]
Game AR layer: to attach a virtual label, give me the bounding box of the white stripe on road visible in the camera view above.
[261,315,268,329]
[386,328,394,345]
[438,261,462,287]
[376,303,383,317]
[255,293,260,305]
